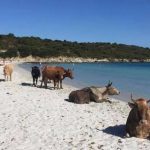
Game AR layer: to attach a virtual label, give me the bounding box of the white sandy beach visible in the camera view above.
[0,63,149,150]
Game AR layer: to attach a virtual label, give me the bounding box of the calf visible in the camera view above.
[31,66,41,86]
[126,95,150,138]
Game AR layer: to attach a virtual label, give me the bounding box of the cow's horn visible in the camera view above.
[131,93,136,103]
[147,99,150,103]
[107,80,112,87]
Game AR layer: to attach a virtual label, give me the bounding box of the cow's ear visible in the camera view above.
[128,102,135,108]
[107,81,112,87]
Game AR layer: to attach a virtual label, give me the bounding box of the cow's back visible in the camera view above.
[69,89,91,104]
[42,66,65,79]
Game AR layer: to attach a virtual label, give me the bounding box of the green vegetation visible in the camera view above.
[0,33,150,60]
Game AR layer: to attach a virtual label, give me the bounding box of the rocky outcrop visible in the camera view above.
[1,56,150,63]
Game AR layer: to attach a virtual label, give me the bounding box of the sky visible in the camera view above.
[0,0,150,47]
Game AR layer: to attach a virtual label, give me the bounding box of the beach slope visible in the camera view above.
[0,64,149,150]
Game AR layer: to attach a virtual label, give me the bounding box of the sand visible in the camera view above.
[0,63,149,150]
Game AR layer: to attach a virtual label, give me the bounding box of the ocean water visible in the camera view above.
[19,62,150,101]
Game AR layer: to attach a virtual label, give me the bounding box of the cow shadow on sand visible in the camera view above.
[64,99,83,104]
[0,79,5,82]
[21,82,55,90]
[21,82,33,86]
[102,124,126,138]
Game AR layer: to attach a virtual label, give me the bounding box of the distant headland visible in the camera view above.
[0,33,150,63]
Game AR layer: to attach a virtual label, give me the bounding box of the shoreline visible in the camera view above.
[1,56,150,63]
[15,62,150,102]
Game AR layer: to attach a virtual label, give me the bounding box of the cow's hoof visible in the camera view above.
[124,133,130,138]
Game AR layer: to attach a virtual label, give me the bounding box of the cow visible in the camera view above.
[56,68,73,89]
[3,64,13,81]
[126,94,150,139]
[31,66,41,86]
[68,81,120,104]
[41,66,73,89]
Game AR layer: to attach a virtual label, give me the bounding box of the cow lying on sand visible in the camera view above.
[3,64,13,81]
[31,66,41,86]
[69,82,120,104]
[126,94,150,139]
[41,66,73,89]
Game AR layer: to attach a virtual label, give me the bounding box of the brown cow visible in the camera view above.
[3,64,13,81]
[69,82,120,104]
[41,66,73,89]
[126,94,150,139]
[56,68,73,89]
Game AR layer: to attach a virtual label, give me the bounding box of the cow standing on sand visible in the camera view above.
[126,95,150,139]
[69,82,120,104]
[3,64,13,81]
[41,66,73,89]
[55,68,73,89]
[31,66,41,86]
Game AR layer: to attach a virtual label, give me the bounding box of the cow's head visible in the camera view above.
[106,81,120,95]
[64,69,74,79]
[128,94,150,124]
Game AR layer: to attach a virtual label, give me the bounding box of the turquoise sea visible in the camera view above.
[20,62,150,101]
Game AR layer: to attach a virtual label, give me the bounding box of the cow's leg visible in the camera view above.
[10,75,12,81]
[54,80,59,89]
[54,80,56,89]
[60,80,63,89]
[35,78,38,86]
[57,80,60,89]
[125,133,130,138]
[44,78,48,89]
[4,75,6,81]
[40,76,45,88]
[40,78,43,87]
[33,78,34,86]
[56,80,59,89]
[54,80,57,89]
[105,99,112,103]
[33,77,36,86]
[101,96,112,103]
[94,98,111,103]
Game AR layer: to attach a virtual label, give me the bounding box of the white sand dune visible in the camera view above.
[0,63,149,150]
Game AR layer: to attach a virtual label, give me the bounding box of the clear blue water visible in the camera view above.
[20,62,150,101]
